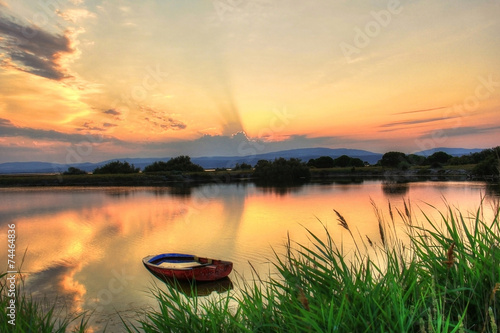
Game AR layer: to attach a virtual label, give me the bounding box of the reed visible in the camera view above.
[132,199,498,332]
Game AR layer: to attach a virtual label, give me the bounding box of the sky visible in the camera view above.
[0,0,499,163]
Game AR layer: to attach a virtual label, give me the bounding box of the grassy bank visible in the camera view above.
[0,272,89,332]
[129,200,499,333]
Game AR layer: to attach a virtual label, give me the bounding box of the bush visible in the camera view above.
[93,161,140,174]
[63,167,87,175]
[380,151,408,168]
[307,156,334,168]
[233,163,252,171]
[144,156,204,173]
[254,158,310,183]
[424,151,453,166]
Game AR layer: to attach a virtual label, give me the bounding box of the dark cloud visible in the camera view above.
[80,121,104,131]
[0,118,13,126]
[420,125,500,138]
[0,117,123,145]
[393,106,446,115]
[103,109,121,116]
[140,106,187,131]
[102,122,117,128]
[379,115,461,132]
[0,12,74,80]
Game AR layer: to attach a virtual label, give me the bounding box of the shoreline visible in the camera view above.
[0,166,496,187]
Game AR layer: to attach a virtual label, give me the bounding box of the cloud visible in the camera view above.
[141,132,377,158]
[140,106,187,131]
[80,121,104,131]
[103,109,122,116]
[379,115,461,132]
[420,125,500,138]
[393,106,447,115]
[0,12,74,80]
[56,8,96,23]
[0,117,122,145]
[0,118,13,126]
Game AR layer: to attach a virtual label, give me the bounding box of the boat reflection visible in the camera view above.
[149,273,234,297]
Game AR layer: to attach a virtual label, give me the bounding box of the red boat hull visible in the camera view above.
[142,254,233,282]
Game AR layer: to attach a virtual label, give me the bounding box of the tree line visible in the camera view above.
[378,147,500,176]
[63,147,500,178]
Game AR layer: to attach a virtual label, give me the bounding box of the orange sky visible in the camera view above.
[1,0,499,163]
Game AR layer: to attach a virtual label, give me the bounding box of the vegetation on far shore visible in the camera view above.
[0,147,499,187]
[3,200,498,332]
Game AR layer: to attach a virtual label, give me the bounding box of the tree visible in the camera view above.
[424,151,453,166]
[407,154,426,166]
[333,155,352,167]
[349,157,365,168]
[63,167,87,175]
[472,147,500,177]
[93,161,140,174]
[233,163,252,171]
[144,156,204,173]
[380,152,408,168]
[254,158,310,183]
[307,156,334,168]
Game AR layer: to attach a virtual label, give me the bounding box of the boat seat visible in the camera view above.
[158,262,203,269]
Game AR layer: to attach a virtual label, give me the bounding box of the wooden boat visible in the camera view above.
[142,253,233,282]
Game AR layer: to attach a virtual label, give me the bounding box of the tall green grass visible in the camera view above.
[0,272,90,332]
[130,199,499,333]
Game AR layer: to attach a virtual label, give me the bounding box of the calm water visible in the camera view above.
[0,180,498,331]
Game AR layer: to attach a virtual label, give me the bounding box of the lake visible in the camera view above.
[0,179,498,331]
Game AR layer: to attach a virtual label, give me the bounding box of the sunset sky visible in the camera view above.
[1,0,499,163]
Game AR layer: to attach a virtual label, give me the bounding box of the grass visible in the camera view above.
[128,199,499,333]
[0,272,90,332]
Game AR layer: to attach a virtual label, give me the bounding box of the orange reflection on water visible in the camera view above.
[0,182,497,332]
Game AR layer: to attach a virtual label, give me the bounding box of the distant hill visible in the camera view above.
[0,147,485,174]
[193,148,383,169]
[413,147,484,157]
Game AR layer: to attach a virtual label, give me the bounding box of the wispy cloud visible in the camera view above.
[103,109,122,116]
[56,8,96,23]
[379,115,461,132]
[420,125,500,138]
[393,106,447,115]
[0,117,122,144]
[140,106,187,131]
[0,12,74,80]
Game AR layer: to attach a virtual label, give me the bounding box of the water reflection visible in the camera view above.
[149,276,233,297]
[254,184,306,196]
[0,181,497,332]
[486,182,500,197]
[25,261,86,314]
[382,181,410,196]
